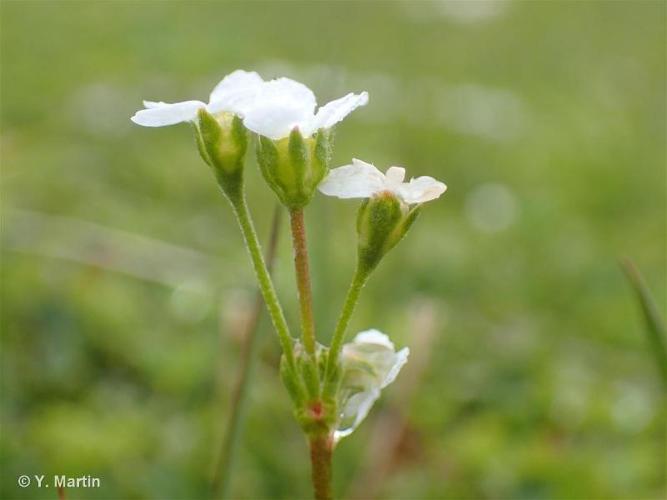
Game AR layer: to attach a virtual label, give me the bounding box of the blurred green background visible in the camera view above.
[1,1,665,499]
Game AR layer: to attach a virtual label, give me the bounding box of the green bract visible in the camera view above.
[256,128,332,209]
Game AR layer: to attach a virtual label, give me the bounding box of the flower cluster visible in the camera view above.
[131,70,447,446]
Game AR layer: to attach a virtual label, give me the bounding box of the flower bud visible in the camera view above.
[193,108,248,200]
[256,128,331,209]
[356,191,421,273]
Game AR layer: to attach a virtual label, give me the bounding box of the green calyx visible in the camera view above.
[356,192,421,273]
[256,128,332,209]
[193,108,248,200]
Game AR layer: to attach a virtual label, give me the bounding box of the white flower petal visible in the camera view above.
[383,347,409,387]
[334,329,409,442]
[307,91,369,135]
[263,77,317,112]
[343,329,410,389]
[207,70,264,116]
[143,100,166,109]
[318,158,387,199]
[384,166,406,189]
[399,176,448,204]
[347,330,410,387]
[319,159,447,205]
[353,329,396,350]
[242,77,317,139]
[242,104,310,140]
[131,100,205,127]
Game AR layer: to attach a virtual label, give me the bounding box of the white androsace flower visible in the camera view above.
[318,158,447,204]
[130,70,264,127]
[334,329,409,442]
[241,78,368,140]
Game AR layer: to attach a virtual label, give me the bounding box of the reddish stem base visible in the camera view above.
[309,433,333,500]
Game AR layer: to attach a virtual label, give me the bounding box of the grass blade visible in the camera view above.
[620,257,667,390]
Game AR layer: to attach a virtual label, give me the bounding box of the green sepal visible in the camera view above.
[311,128,332,189]
[322,360,342,402]
[194,109,247,200]
[317,347,329,381]
[356,193,422,274]
[288,128,308,195]
[314,128,333,167]
[280,355,306,408]
[192,122,212,166]
[300,355,321,400]
[256,135,288,204]
[399,205,421,243]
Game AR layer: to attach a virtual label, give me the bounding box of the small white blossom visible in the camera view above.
[130,70,263,127]
[319,158,447,204]
[242,78,368,140]
[334,329,409,442]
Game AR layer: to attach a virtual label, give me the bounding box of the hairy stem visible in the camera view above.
[326,266,369,381]
[231,194,296,371]
[309,433,333,500]
[211,205,282,499]
[290,208,317,356]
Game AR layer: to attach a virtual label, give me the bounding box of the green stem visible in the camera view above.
[309,433,333,500]
[231,194,296,371]
[211,205,282,499]
[289,208,317,356]
[325,265,369,381]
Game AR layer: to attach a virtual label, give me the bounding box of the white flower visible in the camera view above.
[130,70,264,127]
[318,158,447,204]
[241,77,368,140]
[334,329,409,442]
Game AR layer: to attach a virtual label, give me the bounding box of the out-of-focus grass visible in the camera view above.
[1,1,665,499]
[621,259,667,389]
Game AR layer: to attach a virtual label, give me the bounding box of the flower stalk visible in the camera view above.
[309,433,333,500]
[229,192,296,373]
[290,208,318,358]
[210,205,283,499]
[325,266,369,390]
